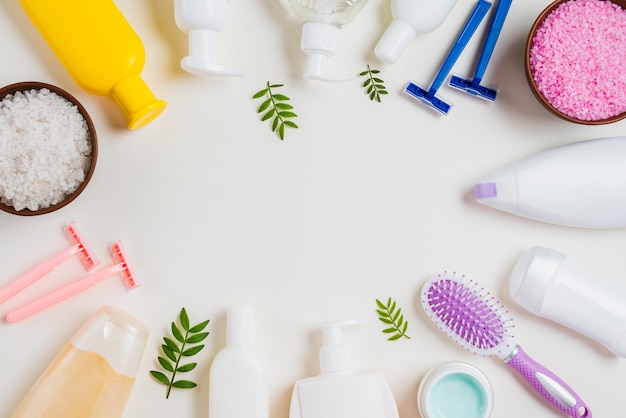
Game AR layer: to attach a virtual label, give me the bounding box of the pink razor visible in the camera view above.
[6,241,139,323]
[0,223,99,305]
[421,271,591,418]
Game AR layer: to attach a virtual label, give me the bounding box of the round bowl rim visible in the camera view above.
[0,81,98,216]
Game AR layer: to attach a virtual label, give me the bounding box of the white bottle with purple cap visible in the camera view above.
[474,136,626,228]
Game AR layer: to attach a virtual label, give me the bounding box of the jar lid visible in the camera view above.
[417,361,493,418]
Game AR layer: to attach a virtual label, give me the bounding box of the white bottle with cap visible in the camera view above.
[208,306,269,418]
[510,245,626,357]
[289,320,399,418]
[375,0,457,64]
[174,0,243,76]
[284,0,369,81]
[12,306,148,418]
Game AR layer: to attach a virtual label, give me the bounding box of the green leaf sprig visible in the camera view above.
[376,297,411,341]
[253,81,299,140]
[150,308,210,399]
[359,65,388,102]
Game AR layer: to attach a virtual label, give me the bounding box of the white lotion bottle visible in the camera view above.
[375,0,458,64]
[474,136,626,228]
[510,246,626,357]
[284,0,370,81]
[173,0,242,76]
[289,320,399,418]
[208,306,268,418]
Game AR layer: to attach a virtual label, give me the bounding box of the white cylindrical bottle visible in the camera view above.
[174,0,242,76]
[12,306,148,418]
[510,246,626,357]
[474,136,626,228]
[375,0,458,64]
[208,306,268,418]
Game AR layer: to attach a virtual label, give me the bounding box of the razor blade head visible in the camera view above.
[110,241,139,289]
[449,76,498,102]
[404,82,451,115]
[65,223,100,270]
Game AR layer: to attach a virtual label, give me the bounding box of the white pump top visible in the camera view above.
[319,320,367,373]
[182,29,243,77]
[301,21,351,82]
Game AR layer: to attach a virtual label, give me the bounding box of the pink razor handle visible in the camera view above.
[0,223,99,304]
[506,345,591,418]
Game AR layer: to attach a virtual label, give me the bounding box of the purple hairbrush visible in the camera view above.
[421,271,591,418]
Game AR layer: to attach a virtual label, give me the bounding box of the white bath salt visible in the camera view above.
[0,88,92,211]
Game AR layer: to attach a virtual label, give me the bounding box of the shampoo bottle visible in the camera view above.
[12,306,148,418]
[19,0,167,129]
[208,306,269,418]
[375,0,458,64]
[474,136,626,228]
[284,0,370,81]
[289,320,399,418]
[173,0,243,76]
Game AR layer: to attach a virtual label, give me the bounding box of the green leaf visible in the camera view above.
[163,337,180,353]
[189,320,210,333]
[171,322,184,343]
[158,356,174,372]
[261,108,275,121]
[253,82,299,140]
[359,66,387,103]
[172,380,198,389]
[180,308,190,332]
[186,332,209,344]
[150,370,170,385]
[162,345,177,362]
[177,362,197,373]
[151,309,211,399]
[258,98,272,113]
[182,345,205,357]
[252,89,268,99]
[362,78,371,87]
[375,297,411,341]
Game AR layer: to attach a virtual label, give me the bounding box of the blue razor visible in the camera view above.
[405,0,491,115]
[449,0,513,101]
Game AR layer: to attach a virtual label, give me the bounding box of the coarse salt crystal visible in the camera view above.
[529,0,626,121]
[0,88,92,211]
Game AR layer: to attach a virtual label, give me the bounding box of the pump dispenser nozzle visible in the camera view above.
[319,319,367,373]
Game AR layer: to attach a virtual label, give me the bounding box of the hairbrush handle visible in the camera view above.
[506,345,591,418]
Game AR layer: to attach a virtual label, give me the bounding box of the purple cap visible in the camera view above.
[474,183,497,199]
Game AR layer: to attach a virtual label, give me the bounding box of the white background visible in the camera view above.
[1,0,625,417]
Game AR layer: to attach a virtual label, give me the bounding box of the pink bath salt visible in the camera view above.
[529,0,626,121]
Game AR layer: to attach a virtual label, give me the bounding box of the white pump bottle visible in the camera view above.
[284,0,370,81]
[375,0,458,64]
[174,0,242,76]
[289,320,399,418]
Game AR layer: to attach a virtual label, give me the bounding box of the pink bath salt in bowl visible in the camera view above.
[526,0,626,124]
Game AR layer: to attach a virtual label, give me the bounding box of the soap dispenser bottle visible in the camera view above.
[289,320,399,418]
[174,0,243,76]
[208,306,269,418]
[284,0,370,81]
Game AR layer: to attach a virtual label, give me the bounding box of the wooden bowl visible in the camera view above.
[525,0,626,125]
[0,82,98,216]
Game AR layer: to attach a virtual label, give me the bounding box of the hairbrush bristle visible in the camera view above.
[421,271,515,357]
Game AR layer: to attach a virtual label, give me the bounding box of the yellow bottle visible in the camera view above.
[19,0,167,129]
[12,306,148,418]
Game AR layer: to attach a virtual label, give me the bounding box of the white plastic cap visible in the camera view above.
[319,319,369,373]
[510,246,626,357]
[227,306,254,346]
[182,29,243,77]
[301,21,351,82]
[71,306,148,377]
[374,19,418,65]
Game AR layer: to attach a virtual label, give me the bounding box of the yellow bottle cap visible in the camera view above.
[110,74,167,129]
